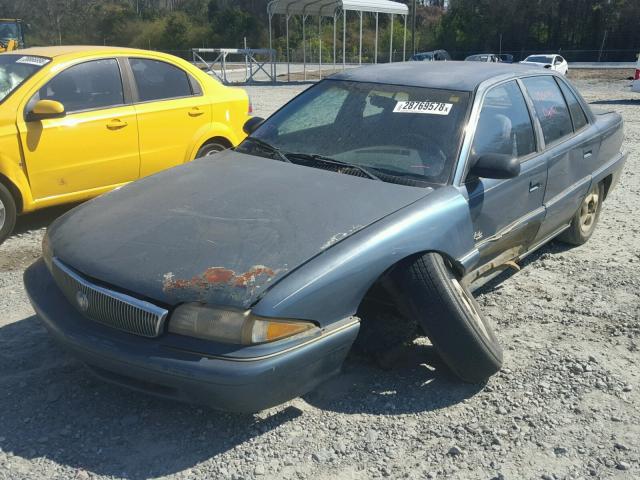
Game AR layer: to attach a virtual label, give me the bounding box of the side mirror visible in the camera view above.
[469,154,520,180]
[243,116,264,135]
[27,99,65,121]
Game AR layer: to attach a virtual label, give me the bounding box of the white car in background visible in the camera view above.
[520,54,569,75]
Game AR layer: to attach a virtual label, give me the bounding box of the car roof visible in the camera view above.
[2,45,176,61]
[330,61,545,92]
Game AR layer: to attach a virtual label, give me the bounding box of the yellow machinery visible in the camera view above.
[0,19,25,52]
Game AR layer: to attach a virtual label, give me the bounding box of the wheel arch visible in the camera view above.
[187,123,244,161]
[200,136,233,150]
[355,248,462,320]
[0,172,24,213]
[252,187,476,326]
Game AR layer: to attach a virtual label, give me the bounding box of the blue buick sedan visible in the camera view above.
[25,62,626,412]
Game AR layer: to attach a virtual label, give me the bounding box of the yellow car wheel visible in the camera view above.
[0,182,17,245]
[196,141,228,159]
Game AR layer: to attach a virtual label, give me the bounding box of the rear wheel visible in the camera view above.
[0,182,17,245]
[558,182,603,246]
[196,141,228,158]
[391,253,503,383]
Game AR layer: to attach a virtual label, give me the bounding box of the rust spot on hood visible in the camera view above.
[202,267,235,284]
[163,265,284,293]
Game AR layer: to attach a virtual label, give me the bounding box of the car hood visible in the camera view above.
[49,150,432,309]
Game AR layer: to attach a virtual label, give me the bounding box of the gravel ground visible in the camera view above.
[0,76,638,480]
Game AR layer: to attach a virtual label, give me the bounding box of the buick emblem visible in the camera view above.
[75,291,89,312]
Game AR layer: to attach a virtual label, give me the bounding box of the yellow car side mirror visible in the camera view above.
[27,99,66,121]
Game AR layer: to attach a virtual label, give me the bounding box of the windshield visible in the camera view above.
[0,21,19,40]
[525,55,553,64]
[237,80,470,186]
[0,54,49,103]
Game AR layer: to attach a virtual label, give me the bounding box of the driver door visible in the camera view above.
[17,58,139,200]
[463,80,547,266]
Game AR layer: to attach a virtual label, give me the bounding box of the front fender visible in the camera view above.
[0,150,33,213]
[252,186,475,325]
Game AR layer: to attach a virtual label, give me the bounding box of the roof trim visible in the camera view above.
[268,0,408,17]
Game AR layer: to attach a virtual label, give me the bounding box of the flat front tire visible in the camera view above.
[0,182,17,245]
[391,253,503,383]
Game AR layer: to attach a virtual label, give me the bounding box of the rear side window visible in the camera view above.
[129,58,192,102]
[557,79,588,131]
[522,76,573,146]
[36,59,124,113]
[471,80,536,161]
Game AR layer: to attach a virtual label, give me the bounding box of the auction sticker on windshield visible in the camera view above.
[394,101,453,115]
[16,56,50,66]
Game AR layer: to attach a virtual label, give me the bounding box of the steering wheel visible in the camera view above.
[394,133,448,177]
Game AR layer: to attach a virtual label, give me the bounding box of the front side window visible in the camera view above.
[557,79,588,131]
[237,80,471,185]
[129,58,192,102]
[35,59,124,113]
[0,54,49,103]
[522,76,573,146]
[471,81,536,162]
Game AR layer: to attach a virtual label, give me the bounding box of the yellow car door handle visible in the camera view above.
[188,108,204,117]
[106,119,128,130]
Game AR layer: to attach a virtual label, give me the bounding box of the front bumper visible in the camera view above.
[24,260,359,412]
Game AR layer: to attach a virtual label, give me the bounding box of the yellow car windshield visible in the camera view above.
[0,54,49,103]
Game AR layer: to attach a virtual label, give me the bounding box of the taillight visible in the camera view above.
[248,96,253,114]
[635,69,640,81]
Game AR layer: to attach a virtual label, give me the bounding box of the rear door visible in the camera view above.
[521,75,597,242]
[18,58,139,200]
[126,57,212,177]
[464,80,547,266]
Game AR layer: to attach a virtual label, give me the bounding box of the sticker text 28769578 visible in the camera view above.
[393,101,453,115]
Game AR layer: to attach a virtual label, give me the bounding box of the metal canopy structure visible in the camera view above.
[267,0,409,81]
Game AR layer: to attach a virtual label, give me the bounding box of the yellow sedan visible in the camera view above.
[0,46,250,243]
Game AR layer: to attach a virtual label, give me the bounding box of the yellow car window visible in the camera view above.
[129,58,192,102]
[31,59,124,113]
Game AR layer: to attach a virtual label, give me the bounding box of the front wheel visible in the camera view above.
[391,253,503,383]
[0,182,17,245]
[558,182,603,246]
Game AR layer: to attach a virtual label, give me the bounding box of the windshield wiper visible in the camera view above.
[243,137,291,163]
[286,152,381,181]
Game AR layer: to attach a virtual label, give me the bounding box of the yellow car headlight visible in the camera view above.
[168,303,316,345]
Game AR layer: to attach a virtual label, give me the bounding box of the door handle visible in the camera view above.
[106,119,128,130]
[529,181,541,193]
[188,108,204,117]
[583,150,593,159]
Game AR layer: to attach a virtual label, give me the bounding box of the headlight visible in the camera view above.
[42,230,53,271]
[168,303,316,345]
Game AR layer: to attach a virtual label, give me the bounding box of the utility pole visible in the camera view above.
[411,0,417,56]
[598,30,608,62]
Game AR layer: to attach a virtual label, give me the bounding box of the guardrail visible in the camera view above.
[568,62,636,69]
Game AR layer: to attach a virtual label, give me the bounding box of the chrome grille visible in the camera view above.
[51,257,168,338]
